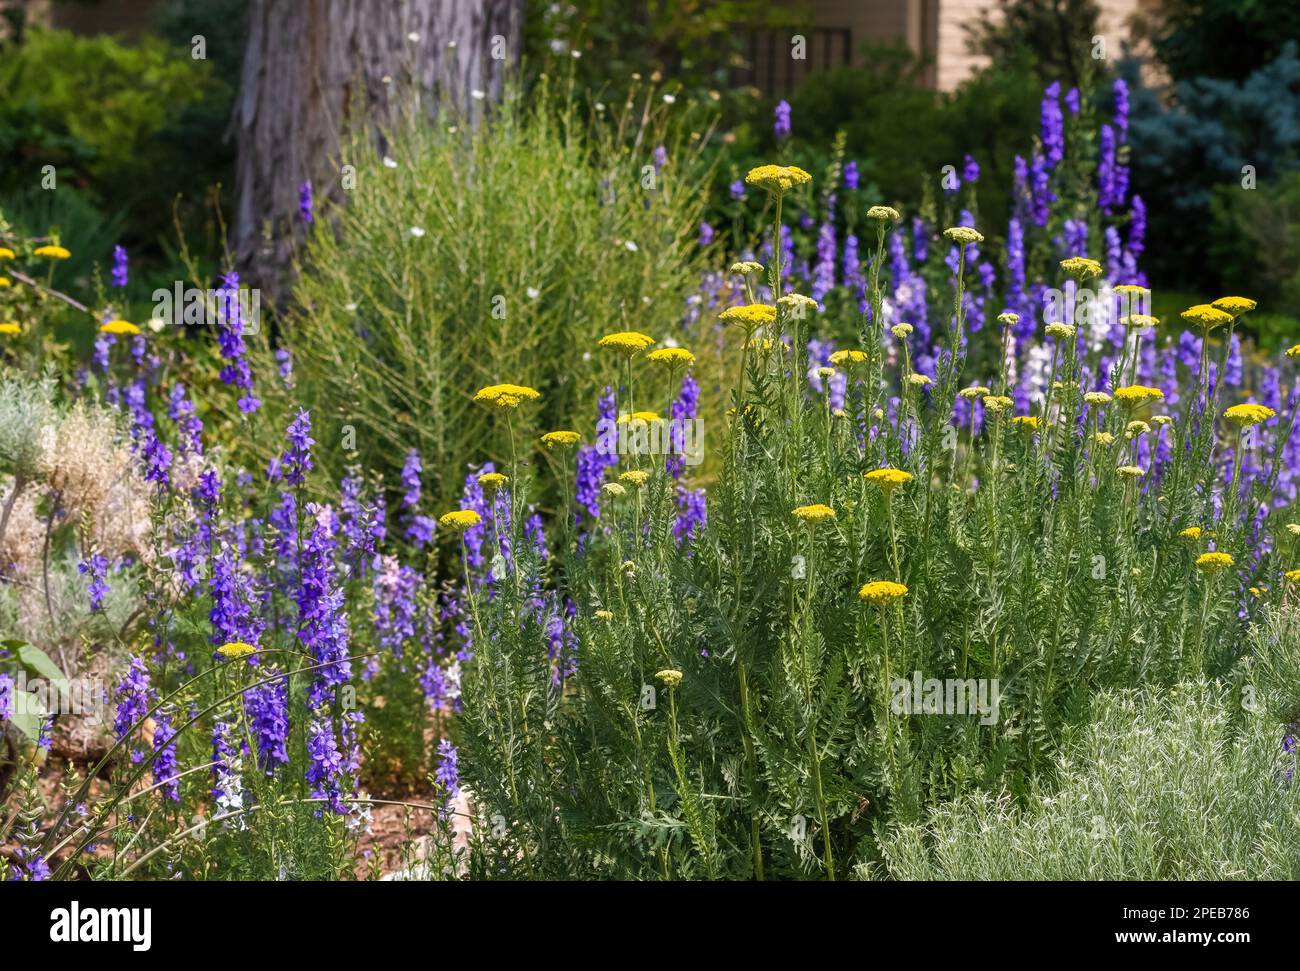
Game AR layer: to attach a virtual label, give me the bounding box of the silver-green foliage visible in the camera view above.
[878,679,1300,880]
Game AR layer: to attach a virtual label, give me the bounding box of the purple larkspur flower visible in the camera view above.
[111,245,129,288]
[282,408,314,486]
[112,656,152,761]
[0,673,13,722]
[152,710,180,801]
[1040,81,1064,169]
[843,160,859,191]
[306,714,349,815]
[698,221,715,247]
[275,347,294,387]
[673,486,707,543]
[730,179,746,201]
[78,554,110,611]
[434,738,460,803]
[962,153,979,184]
[1065,86,1081,115]
[298,504,351,706]
[299,180,314,224]
[400,448,422,510]
[774,99,791,141]
[168,383,203,454]
[245,677,289,773]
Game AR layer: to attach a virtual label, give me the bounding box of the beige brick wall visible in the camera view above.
[934,0,1145,90]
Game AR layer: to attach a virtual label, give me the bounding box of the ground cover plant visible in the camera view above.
[1,66,1299,882]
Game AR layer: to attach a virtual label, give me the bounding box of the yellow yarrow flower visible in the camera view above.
[729,260,763,275]
[1211,296,1256,318]
[473,383,541,409]
[598,331,655,354]
[858,580,908,605]
[0,322,21,336]
[864,468,913,492]
[907,373,933,387]
[982,395,1014,415]
[477,471,508,491]
[1059,256,1102,280]
[216,641,257,659]
[594,609,614,621]
[719,304,777,331]
[541,430,580,449]
[0,247,15,260]
[997,312,1019,328]
[601,482,626,499]
[1114,384,1165,407]
[99,319,141,336]
[792,503,836,524]
[1286,343,1300,359]
[1092,431,1115,446]
[619,470,649,487]
[1126,420,1150,439]
[655,669,683,688]
[1084,391,1112,407]
[34,244,71,260]
[1181,304,1233,330]
[646,347,695,368]
[1195,551,1234,574]
[439,509,482,531]
[867,205,901,221]
[943,226,984,246]
[1288,523,1300,537]
[745,164,812,195]
[778,293,819,314]
[1117,465,1144,478]
[0,277,10,287]
[1223,403,1275,428]
[891,323,913,339]
[1120,314,1159,329]
[1179,526,1203,541]
[1045,322,1076,340]
[828,348,868,367]
[617,410,663,424]
[959,385,991,399]
[1012,415,1041,430]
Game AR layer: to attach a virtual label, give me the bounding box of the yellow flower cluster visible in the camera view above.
[646,347,695,368]
[1121,314,1159,329]
[0,322,21,336]
[943,226,984,246]
[439,509,482,530]
[617,411,663,424]
[719,304,777,330]
[864,468,913,491]
[598,331,656,354]
[477,471,508,490]
[473,383,541,409]
[541,430,581,449]
[1181,304,1233,330]
[1211,296,1256,317]
[792,503,836,523]
[867,205,901,221]
[1223,403,1276,428]
[858,580,908,605]
[619,470,648,487]
[656,669,683,687]
[1179,527,1203,541]
[1113,385,1164,407]
[1059,256,1102,279]
[744,164,813,195]
[217,641,258,659]
[1195,551,1234,574]
[34,244,71,260]
[828,348,868,366]
[99,319,140,336]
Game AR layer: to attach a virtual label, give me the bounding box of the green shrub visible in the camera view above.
[879,679,1300,880]
[288,90,715,511]
[0,28,231,250]
[1208,173,1300,347]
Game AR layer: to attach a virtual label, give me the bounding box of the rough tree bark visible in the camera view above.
[231,0,523,305]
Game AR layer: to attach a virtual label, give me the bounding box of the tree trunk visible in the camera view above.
[231,0,522,305]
